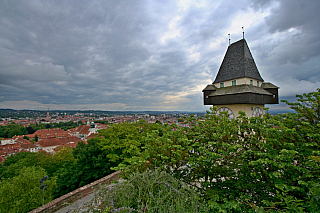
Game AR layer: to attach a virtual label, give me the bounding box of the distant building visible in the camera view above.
[68,121,98,139]
[1,138,15,145]
[203,39,279,118]
[20,142,39,153]
[36,136,82,154]
[0,138,40,162]
[27,128,69,141]
[0,143,21,157]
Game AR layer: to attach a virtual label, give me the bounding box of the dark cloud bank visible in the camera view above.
[0,0,319,111]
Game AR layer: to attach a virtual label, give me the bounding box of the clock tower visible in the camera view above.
[203,39,279,118]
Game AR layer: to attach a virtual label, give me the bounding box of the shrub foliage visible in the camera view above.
[118,89,320,212]
[88,170,206,212]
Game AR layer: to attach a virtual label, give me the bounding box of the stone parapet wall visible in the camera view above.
[29,170,122,213]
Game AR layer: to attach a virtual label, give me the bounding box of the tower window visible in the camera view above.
[250,79,253,85]
[220,83,224,88]
[232,80,236,86]
[257,81,260,87]
[205,92,209,99]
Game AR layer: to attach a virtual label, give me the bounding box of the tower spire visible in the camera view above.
[242,26,244,39]
[213,39,263,84]
[228,34,231,46]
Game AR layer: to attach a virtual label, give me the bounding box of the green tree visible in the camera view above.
[3,130,9,138]
[54,122,164,198]
[185,99,320,211]
[72,139,116,186]
[98,123,144,165]
[138,119,146,124]
[95,120,108,124]
[39,147,76,177]
[53,140,116,198]
[0,166,56,213]
[53,121,83,130]
[118,124,191,180]
[0,152,40,180]
[178,118,184,122]
[0,150,73,181]
[282,88,320,126]
[6,123,28,138]
[120,90,320,212]
[26,126,35,134]
[184,108,243,211]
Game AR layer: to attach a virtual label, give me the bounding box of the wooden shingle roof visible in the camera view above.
[209,84,272,97]
[213,39,263,83]
[262,82,279,89]
[202,84,217,91]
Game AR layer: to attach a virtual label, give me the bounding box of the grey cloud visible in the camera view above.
[265,0,318,33]
[0,0,319,111]
[246,0,320,104]
[249,0,274,11]
[259,0,320,65]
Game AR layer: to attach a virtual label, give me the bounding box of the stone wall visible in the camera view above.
[29,170,122,213]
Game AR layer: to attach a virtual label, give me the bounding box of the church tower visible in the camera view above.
[202,39,279,118]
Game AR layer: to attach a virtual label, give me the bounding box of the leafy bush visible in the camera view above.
[0,166,56,213]
[89,170,207,212]
[53,140,116,198]
[118,89,320,212]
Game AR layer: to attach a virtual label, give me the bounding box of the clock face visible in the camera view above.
[252,107,263,117]
[216,107,235,120]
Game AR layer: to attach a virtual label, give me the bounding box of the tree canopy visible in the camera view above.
[0,89,319,212]
[0,166,56,213]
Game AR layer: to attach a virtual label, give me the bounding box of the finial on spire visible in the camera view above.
[228,34,231,46]
[242,26,244,39]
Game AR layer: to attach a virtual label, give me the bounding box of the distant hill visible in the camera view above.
[0,108,295,117]
[0,109,207,115]
[267,108,295,115]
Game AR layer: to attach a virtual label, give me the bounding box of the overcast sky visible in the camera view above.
[0,0,319,112]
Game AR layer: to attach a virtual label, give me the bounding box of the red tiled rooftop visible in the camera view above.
[77,125,90,134]
[1,138,13,141]
[38,136,82,147]
[0,156,5,164]
[20,143,37,149]
[0,143,21,155]
[15,138,31,144]
[28,128,70,139]
[86,133,96,140]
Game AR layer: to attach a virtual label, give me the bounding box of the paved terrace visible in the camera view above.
[29,171,122,213]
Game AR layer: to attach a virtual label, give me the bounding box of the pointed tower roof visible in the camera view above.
[213,39,263,83]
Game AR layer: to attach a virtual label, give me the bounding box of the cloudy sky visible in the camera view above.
[0,0,319,112]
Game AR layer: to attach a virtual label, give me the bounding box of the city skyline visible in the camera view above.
[0,0,319,111]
